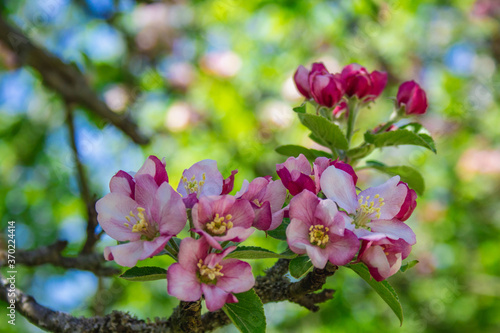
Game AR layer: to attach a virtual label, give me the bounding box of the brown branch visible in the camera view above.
[0,240,119,276]
[0,258,337,332]
[0,15,149,145]
[64,102,100,254]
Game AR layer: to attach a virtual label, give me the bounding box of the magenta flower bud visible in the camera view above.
[340,64,387,101]
[394,182,417,221]
[332,101,348,119]
[293,63,328,99]
[314,157,358,186]
[396,80,428,115]
[309,72,344,108]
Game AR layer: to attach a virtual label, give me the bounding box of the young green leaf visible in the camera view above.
[267,218,290,241]
[275,145,331,161]
[347,263,403,326]
[364,129,436,153]
[225,246,297,260]
[120,266,167,282]
[292,103,306,113]
[223,289,266,333]
[346,144,375,160]
[400,260,419,272]
[365,161,425,195]
[289,256,313,279]
[298,113,349,150]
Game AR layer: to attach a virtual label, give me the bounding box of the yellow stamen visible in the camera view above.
[308,225,330,247]
[205,213,233,235]
[197,259,224,282]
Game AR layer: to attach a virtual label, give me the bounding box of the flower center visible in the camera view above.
[124,207,159,240]
[205,213,233,235]
[197,259,224,284]
[252,199,262,207]
[309,225,329,247]
[354,194,385,228]
[182,173,206,195]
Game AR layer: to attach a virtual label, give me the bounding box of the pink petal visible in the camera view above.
[294,65,312,99]
[325,230,360,266]
[153,182,187,235]
[286,218,310,254]
[194,229,223,250]
[252,202,273,231]
[96,193,140,242]
[177,160,223,198]
[135,155,169,186]
[167,263,202,301]
[306,245,328,269]
[104,241,144,267]
[216,227,254,244]
[134,174,159,214]
[262,179,287,213]
[221,170,238,195]
[217,259,255,293]
[282,154,312,174]
[320,166,358,214]
[178,237,210,271]
[358,176,406,220]
[361,245,391,281]
[268,207,286,231]
[369,219,416,245]
[314,199,344,236]
[234,179,250,198]
[140,235,171,260]
[202,284,230,311]
[109,170,135,199]
[228,199,254,228]
[289,190,319,226]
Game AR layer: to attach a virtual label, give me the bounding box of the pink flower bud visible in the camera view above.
[293,63,328,99]
[340,64,387,101]
[394,181,417,221]
[332,101,348,119]
[309,72,344,108]
[396,80,428,115]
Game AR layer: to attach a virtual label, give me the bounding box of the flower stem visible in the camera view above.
[187,209,195,238]
[346,98,359,148]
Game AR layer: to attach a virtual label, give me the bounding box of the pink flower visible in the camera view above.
[320,166,415,244]
[396,80,428,115]
[235,176,287,231]
[293,63,329,99]
[394,182,417,221]
[167,237,255,311]
[277,155,358,196]
[309,71,344,108]
[340,64,387,101]
[192,195,254,249]
[97,161,187,267]
[177,159,237,208]
[358,235,412,281]
[286,190,359,268]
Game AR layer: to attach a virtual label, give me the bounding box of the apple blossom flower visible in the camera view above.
[192,195,254,249]
[176,159,237,208]
[313,157,358,186]
[293,63,329,99]
[286,190,359,268]
[358,235,412,281]
[394,182,417,221]
[396,80,428,115]
[309,71,344,108]
[167,237,255,311]
[320,166,416,244]
[97,170,186,267]
[235,176,287,231]
[340,64,387,102]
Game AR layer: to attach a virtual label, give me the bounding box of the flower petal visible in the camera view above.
[305,245,328,269]
[140,235,171,260]
[369,219,416,245]
[202,284,230,312]
[320,166,358,214]
[314,199,344,236]
[104,241,144,267]
[358,176,406,220]
[134,174,159,214]
[326,230,360,266]
[96,193,140,241]
[289,190,319,226]
[109,170,135,199]
[153,182,187,235]
[178,237,210,271]
[217,259,255,293]
[135,155,168,186]
[167,263,202,302]
[286,218,310,254]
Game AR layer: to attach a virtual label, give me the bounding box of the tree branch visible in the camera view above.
[0,15,149,145]
[0,258,337,332]
[0,240,119,276]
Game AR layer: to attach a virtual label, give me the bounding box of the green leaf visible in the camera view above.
[120,266,167,282]
[365,161,425,195]
[225,246,297,260]
[289,256,313,279]
[364,129,436,153]
[346,144,375,160]
[298,113,348,150]
[275,145,331,160]
[223,289,266,333]
[292,103,306,113]
[400,260,419,272]
[267,218,290,241]
[347,263,403,326]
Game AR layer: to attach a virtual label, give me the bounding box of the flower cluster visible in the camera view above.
[278,155,417,281]
[294,62,428,116]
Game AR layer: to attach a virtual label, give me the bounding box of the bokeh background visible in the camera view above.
[1,0,500,332]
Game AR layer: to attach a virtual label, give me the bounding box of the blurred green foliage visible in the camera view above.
[1,0,500,332]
